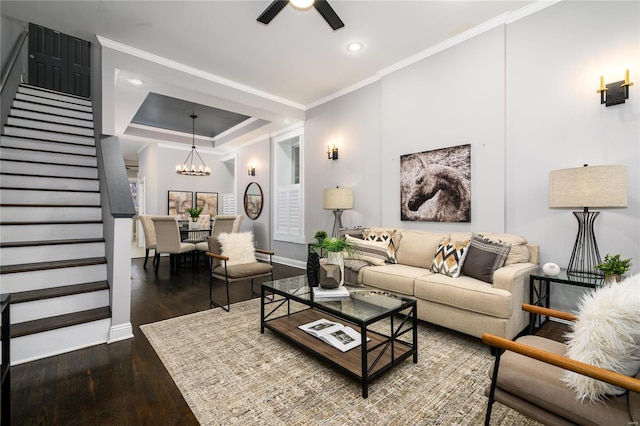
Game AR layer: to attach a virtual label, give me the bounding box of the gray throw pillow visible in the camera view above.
[461,234,510,283]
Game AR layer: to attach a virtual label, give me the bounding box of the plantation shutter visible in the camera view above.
[222,193,236,215]
[275,184,301,238]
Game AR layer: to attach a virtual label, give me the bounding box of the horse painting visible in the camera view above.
[400,145,471,222]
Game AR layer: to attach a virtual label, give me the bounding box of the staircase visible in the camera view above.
[0,84,111,364]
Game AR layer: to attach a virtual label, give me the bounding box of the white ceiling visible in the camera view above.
[2,0,537,162]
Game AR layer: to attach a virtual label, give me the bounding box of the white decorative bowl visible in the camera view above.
[542,262,560,277]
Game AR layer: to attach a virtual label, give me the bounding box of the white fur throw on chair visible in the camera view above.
[217,232,257,266]
[563,273,640,402]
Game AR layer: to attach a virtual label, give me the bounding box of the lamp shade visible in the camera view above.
[549,165,627,209]
[323,188,353,210]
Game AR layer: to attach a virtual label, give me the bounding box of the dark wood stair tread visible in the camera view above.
[0,187,99,194]
[0,238,104,248]
[0,144,96,158]
[10,281,109,304]
[0,133,95,148]
[0,257,106,274]
[0,158,97,169]
[7,114,94,131]
[20,83,92,102]
[0,172,98,181]
[0,220,102,226]
[11,307,111,338]
[0,203,100,208]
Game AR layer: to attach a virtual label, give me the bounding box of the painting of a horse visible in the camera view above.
[400,144,471,222]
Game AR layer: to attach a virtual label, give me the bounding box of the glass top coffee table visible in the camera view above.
[260,275,418,398]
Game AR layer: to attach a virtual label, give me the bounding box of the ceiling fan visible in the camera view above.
[257,0,345,31]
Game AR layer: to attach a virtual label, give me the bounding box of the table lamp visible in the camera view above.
[549,164,627,278]
[323,187,353,238]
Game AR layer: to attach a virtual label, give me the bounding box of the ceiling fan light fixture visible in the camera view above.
[290,0,314,10]
[346,42,363,53]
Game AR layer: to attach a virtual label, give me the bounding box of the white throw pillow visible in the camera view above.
[562,274,640,402]
[217,232,257,266]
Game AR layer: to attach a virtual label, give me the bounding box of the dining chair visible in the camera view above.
[137,215,159,270]
[152,216,196,273]
[210,215,243,237]
[196,214,211,229]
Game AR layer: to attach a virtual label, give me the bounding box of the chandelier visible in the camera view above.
[176,114,211,176]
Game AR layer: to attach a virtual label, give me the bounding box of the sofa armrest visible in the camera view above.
[492,262,538,293]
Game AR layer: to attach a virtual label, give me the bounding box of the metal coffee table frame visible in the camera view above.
[260,277,418,398]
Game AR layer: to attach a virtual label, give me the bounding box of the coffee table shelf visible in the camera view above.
[261,276,417,398]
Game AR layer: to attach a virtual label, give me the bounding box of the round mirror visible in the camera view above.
[244,182,263,220]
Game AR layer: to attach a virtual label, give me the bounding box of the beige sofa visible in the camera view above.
[345,229,539,340]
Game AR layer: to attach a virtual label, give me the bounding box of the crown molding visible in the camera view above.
[96,35,305,111]
[306,75,382,110]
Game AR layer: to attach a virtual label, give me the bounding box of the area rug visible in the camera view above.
[140,299,540,425]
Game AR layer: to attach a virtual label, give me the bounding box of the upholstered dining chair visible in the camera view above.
[152,216,196,273]
[483,303,640,426]
[137,215,159,270]
[210,215,243,238]
[205,231,273,311]
[196,214,211,230]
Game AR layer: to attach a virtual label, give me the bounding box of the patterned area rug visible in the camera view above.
[140,298,540,425]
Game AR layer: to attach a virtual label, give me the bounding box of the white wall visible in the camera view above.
[505,0,639,311]
[300,1,639,312]
[138,143,231,216]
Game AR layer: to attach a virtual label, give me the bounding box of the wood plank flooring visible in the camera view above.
[9,258,571,424]
[9,257,304,425]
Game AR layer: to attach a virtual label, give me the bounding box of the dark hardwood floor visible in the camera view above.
[10,257,304,425]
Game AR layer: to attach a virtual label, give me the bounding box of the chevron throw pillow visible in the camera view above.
[430,237,470,278]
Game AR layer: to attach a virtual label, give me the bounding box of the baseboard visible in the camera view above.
[108,322,134,343]
[272,255,305,270]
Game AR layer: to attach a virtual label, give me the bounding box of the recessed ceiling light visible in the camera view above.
[127,78,144,85]
[346,42,363,53]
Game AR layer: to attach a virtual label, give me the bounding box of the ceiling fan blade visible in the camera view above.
[313,0,344,30]
[257,0,289,25]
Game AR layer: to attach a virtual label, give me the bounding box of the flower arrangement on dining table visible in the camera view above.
[186,206,204,222]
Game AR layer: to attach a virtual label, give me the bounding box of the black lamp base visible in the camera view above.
[567,209,604,279]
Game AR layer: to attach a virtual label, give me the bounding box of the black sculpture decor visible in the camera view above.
[306,252,320,287]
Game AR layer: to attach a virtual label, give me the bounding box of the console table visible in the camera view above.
[529,268,601,332]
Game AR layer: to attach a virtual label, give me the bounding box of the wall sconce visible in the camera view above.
[248,164,256,176]
[327,144,338,160]
[598,69,634,107]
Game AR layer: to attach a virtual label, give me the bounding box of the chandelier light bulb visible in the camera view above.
[290,0,314,9]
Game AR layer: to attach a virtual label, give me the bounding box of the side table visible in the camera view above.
[529,268,601,333]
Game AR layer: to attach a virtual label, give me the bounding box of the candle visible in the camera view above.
[625,69,630,84]
[599,75,605,91]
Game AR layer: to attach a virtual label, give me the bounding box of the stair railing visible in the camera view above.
[1,30,28,133]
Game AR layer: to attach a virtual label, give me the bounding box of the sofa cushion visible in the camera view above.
[430,237,470,278]
[496,335,633,426]
[563,274,640,402]
[345,234,388,266]
[362,228,401,263]
[415,274,512,318]
[396,231,448,269]
[462,234,510,283]
[481,233,530,265]
[217,232,257,266]
[361,264,431,295]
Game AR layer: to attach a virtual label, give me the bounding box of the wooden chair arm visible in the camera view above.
[255,249,274,255]
[482,333,640,393]
[206,252,229,261]
[522,304,577,322]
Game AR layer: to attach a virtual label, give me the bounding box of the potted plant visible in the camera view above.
[315,237,357,287]
[186,206,204,229]
[594,254,632,284]
[314,230,328,245]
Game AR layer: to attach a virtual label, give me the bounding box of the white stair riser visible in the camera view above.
[11,319,110,366]
[0,160,98,179]
[15,93,92,113]
[10,108,93,128]
[0,264,107,293]
[0,175,98,191]
[12,100,93,120]
[1,206,102,221]
[3,126,94,145]
[0,223,103,243]
[7,116,94,137]
[0,189,100,205]
[1,242,105,266]
[1,135,96,156]
[0,148,96,166]
[18,86,92,107]
[11,290,110,324]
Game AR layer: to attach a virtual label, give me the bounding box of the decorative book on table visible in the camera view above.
[312,286,350,301]
[298,318,363,352]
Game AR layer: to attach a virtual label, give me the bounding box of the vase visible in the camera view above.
[604,274,621,285]
[189,219,199,230]
[325,251,344,287]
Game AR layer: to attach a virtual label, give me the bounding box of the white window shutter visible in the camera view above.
[222,193,236,215]
[275,184,301,240]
